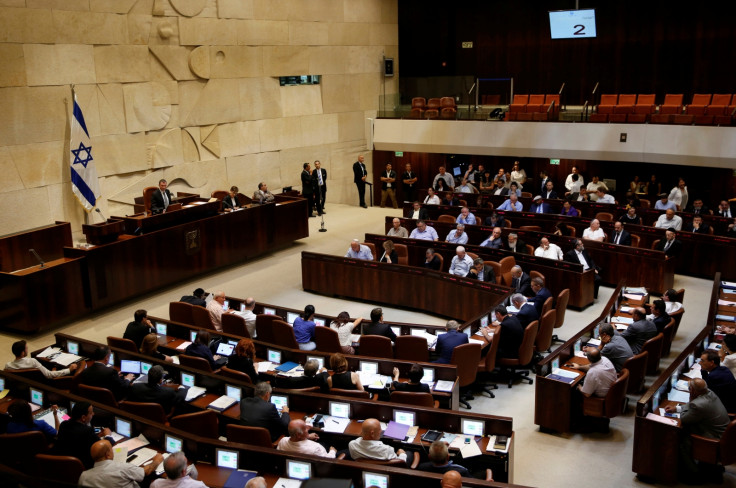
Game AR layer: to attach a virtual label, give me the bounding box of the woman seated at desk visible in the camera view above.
[185,329,225,369]
[327,353,363,391]
[380,240,398,264]
[330,312,363,355]
[140,333,173,363]
[6,399,59,441]
[227,338,258,381]
[390,364,430,393]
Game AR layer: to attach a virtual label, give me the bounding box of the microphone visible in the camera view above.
[29,248,45,268]
[95,207,107,222]
[319,213,327,233]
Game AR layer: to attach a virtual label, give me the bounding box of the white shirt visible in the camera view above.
[583,227,605,241]
[277,437,336,458]
[575,250,590,270]
[349,438,406,462]
[449,254,474,276]
[668,186,688,208]
[654,214,683,230]
[151,476,207,488]
[240,309,257,338]
[534,243,563,260]
[587,181,607,200]
[4,357,71,378]
[581,356,617,397]
[423,195,440,205]
[665,301,682,314]
[722,353,736,379]
[597,194,615,204]
[78,460,144,488]
[565,173,584,190]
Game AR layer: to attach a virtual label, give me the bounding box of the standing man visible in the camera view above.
[151,179,173,214]
[301,162,321,217]
[353,155,368,208]
[312,160,327,213]
[380,163,398,208]
[402,163,418,203]
[564,239,602,299]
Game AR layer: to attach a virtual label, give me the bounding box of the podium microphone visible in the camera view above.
[95,207,107,222]
[319,214,327,232]
[29,248,45,268]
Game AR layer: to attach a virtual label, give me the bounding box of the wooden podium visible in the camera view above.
[82,219,126,245]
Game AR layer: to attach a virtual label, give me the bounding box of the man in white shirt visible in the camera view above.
[277,419,337,458]
[582,219,606,241]
[345,239,374,260]
[349,418,409,463]
[565,166,584,191]
[432,167,454,190]
[448,246,473,276]
[576,348,617,397]
[654,209,683,231]
[387,217,409,238]
[5,340,78,378]
[586,176,607,201]
[596,187,616,204]
[207,291,232,332]
[534,237,563,260]
[409,221,438,241]
[239,297,257,338]
[668,178,688,211]
[79,439,163,488]
[445,224,468,245]
[151,452,207,488]
[455,178,477,194]
[497,193,523,211]
[423,188,441,205]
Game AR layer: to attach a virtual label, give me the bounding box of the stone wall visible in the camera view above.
[0,0,398,236]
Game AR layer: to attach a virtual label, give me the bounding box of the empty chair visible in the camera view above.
[661,318,677,357]
[542,94,561,119]
[708,94,733,118]
[486,261,501,284]
[390,391,437,408]
[499,255,516,275]
[440,96,456,109]
[394,335,429,362]
[7,368,46,383]
[142,186,158,214]
[437,214,456,223]
[362,242,377,261]
[466,251,479,262]
[77,384,118,408]
[582,369,630,428]
[170,301,195,324]
[476,325,500,398]
[255,314,277,344]
[191,305,216,331]
[641,333,664,375]
[35,454,85,485]
[211,190,228,201]
[433,253,444,272]
[107,336,138,353]
[441,107,457,119]
[424,109,439,119]
[638,199,651,209]
[411,97,426,112]
[595,212,614,221]
[541,296,554,317]
[685,93,712,115]
[630,94,656,122]
[226,424,274,448]
[509,94,529,115]
[222,313,250,337]
[329,388,372,399]
[535,309,557,355]
[426,98,441,111]
[314,326,342,354]
[358,335,393,359]
[622,351,648,394]
[651,94,683,123]
[610,94,636,123]
[119,401,169,425]
[630,234,641,247]
[171,410,219,439]
[393,243,409,265]
[597,94,618,115]
[554,289,570,328]
[690,419,736,470]
[519,225,541,232]
[218,366,252,384]
[271,320,300,349]
[520,192,533,198]
[497,321,538,388]
[178,354,214,373]
[525,94,546,113]
[450,342,482,409]
[0,431,48,470]
[409,108,423,119]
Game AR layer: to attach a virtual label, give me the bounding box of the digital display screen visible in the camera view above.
[421,368,435,384]
[480,316,489,328]
[181,373,195,388]
[271,395,288,411]
[226,385,241,402]
[216,449,238,469]
[223,300,229,310]
[268,349,281,364]
[410,328,425,336]
[307,356,324,369]
[394,410,415,427]
[314,318,326,327]
[461,418,484,437]
[30,388,43,406]
[549,9,597,39]
[391,326,400,337]
[287,460,311,480]
[464,327,472,337]
[263,307,276,315]
[190,331,198,343]
[67,341,79,355]
[364,472,389,488]
[115,417,131,437]
[141,362,152,374]
[216,343,234,356]
[156,323,167,335]
[287,312,299,324]
[360,361,378,375]
[330,402,350,419]
[108,352,115,366]
[166,434,183,453]
[120,360,141,374]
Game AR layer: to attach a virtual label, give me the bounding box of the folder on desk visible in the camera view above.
[184,386,206,402]
[208,395,237,412]
[668,389,690,403]
[224,470,258,488]
[716,314,736,322]
[547,368,578,384]
[722,281,736,290]
[275,361,299,372]
[383,420,410,441]
[433,380,454,392]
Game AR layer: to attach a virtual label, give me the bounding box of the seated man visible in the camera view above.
[503,181,521,197]
[684,215,711,234]
[407,201,429,220]
[180,288,206,307]
[387,217,409,238]
[505,233,527,253]
[442,192,460,206]
[55,402,114,469]
[455,178,477,194]
[542,180,558,199]
[654,209,683,230]
[409,220,439,241]
[563,239,602,299]
[151,451,206,488]
[534,237,563,260]
[78,439,162,488]
[349,418,410,463]
[345,239,374,260]
[528,277,553,317]
[441,471,465,488]
[576,348,617,398]
[445,224,468,244]
[654,228,683,257]
[240,382,289,441]
[491,179,506,196]
[686,198,712,215]
[282,359,329,391]
[448,246,473,276]
[207,290,233,332]
[423,188,441,205]
[77,346,133,401]
[466,257,496,283]
[497,193,523,211]
[252,182,275,204]
[699,350,736,413]
[609,221,632,246]
[424,248,442,270]
[494,306,524,359]
[418,440,471,477]
[597,323,633,372]
[123,309,155,349]
[391,364,431,392]
[456,206,476,225]
[128,365,186,414]
[223,185,244,211]
[6,340,78,378]
[582,219,605,242]
[654,193,678,211]
[277,419,337,458]
[587,176,608,201]
[529,195,551,214]
[621,308,657,354]
[620,206,642,226]
[716,199,736,219]
[509,265,534,297]
[361,308,397,342]
[510,293,539,328]
[483,211,505,228]
[596,186,616,204]
[434,320,469,364]
[239,296,257,338]
[480,226,504,249]
[432,166,454,190]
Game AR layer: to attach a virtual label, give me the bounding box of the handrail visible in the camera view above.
[582,100,589,121]
[546,99,556,114]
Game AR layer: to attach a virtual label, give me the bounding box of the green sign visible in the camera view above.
[395,151,404,157]
[550,159,560,165]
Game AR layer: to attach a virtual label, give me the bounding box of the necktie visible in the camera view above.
[537,204,542,214]
[615,232,620,244]
[318,170,323,185]
[664,240,671,251]
[162,191,169,208]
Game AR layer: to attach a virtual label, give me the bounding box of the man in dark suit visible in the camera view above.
[77,346,134,401]
[716,200,736,219]
[128,365,185,414]
[433,320,469,364]
[180,288,206,307]
[361,308,397,342]
[301,162,321,217]
[55,401,114,468]
[505,233,527,253]
[466,257,496,282]
[222,185,243,211]
[123,309,154,349]
[402,163,418,203]
[699,350,736,413]
[151,179,173,214]
[484,212,506,228]
[510,266,534,297]
[312,160,327,212]
[353,154,368,208]
[542,180,558,200]
[621,308,657,354]
[686,198,712,215]
[684,215,711,234]
[609,221,632,246]
[424,248,442,270]
[511,294,539,328]
[494,306,524,359]
[654,228,683,257]
[564,239,602,299]
[539,170,550,196]
[406,201,428,220]
[528,277,553,316]
[240,382,290,442]
[529,196,552,214]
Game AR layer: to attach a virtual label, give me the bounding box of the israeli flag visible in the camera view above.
[70,92,100,212]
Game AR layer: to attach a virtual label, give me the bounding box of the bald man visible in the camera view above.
[151,451,205,488]
[277,419,336,458]
[440,470,463,488]
[244,478,267,488]
[78,439,162,488]
[348,418,410,463]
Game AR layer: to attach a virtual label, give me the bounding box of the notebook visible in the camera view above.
[275,361,299,372]
[383,420,410,441]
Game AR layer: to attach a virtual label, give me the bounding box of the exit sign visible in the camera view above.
[550,159,560,165]
[395,151,404,157]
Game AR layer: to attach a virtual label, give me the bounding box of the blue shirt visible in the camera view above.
[480,236,503,249]
[498,199,523,211]
[7,419,56,438]
[445,230,468,244]
[456,213,476,225]
[345,244,373,260]
[654,199,677,211]
[410,226,438,241]
[293,317,316,343]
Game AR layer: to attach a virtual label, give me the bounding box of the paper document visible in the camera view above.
[175,341,191,350]
[53,352,82,366]
[624,287,647,294]
[550,368,579,379]
[322,416,350,433]
[440,433,457,444]
[405,426,418,443]
[460,439,482,458]
[675,379,690,392]
[154,453,171,475]
[619,306,633,313]
[128,447,158,466]
[449,436,467,449]
[506,305,520,314]
[683,368,702,380]
[434,380,454,392]
[36,347,61,358]
[586,338,601,347]
[722,281,736,289]
[257,361,274,372]
[668,389,690,403]
[716,314,736,322]
[468,337,485,345]
[112,445,128,464]
[171,355,180,364]
[208,395,237,411]
[185,386,206,402]
[646,412,678,426]
[486,435,510,453]
[718,299,736,306]
[274,479,302,488]
[623,293,645,301]
[115,434,149,453]
[611,316,634,324]
[109,432,125,443]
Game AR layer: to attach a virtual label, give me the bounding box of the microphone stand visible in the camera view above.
[29,248,45,268]
[319,214,327,232]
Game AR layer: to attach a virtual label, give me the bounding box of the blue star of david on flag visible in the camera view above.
[71,141,93,168]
